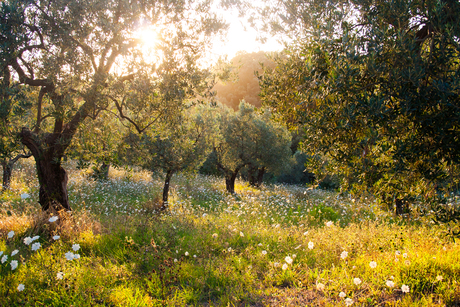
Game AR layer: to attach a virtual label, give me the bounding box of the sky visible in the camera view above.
[207,10,284,62]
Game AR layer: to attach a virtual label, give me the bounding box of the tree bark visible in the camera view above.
[256,167,266,187]
[1,153,32,191]
[20,128,71,211]
[225,171,238,194]
[162,169,174,209]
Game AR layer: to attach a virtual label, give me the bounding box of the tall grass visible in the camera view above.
[1,159,459,306]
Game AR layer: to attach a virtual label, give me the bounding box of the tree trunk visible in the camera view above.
[20,128,72,211]
[256,167,266,187]
[395,198,406,216]
[225,171,238,194]
[248,166,257,186]
[1,161,13,191]
[162,169,174,209]
[1,153,32,191]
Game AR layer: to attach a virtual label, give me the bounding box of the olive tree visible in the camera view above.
[121,104,218,207]
[213,101,292,193]
[258,0,460,212]
[0,0,227,210]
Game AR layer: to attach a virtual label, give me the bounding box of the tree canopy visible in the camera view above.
[258,0,460,210]
[0,0,227,210]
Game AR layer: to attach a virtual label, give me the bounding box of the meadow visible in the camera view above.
[0,159,459,306]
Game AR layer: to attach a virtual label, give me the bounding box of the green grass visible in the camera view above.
[1,159,459,306]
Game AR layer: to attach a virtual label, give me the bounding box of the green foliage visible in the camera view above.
[258,0,460,209]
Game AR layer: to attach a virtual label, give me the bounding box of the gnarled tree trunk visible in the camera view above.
[20,128,72,211]
[162,169,174,209]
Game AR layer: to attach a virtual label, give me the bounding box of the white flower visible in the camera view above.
[282,263,288,270]
[240,231,244,237]
[65,251,75,261]
[339,291,346,298]
[31,235,40,241]
[386,280,395,288]
[53,235,60,240]
[212,233,218,238]
[24,237,32,245]
[202,213,207,217]
[369,261,377,269]
[273,262,280,268]
[17,284,25,291]
[258,243,263,246]
[174,258,178,263]
[285,256,293,265]
[21,193,30,199]
[341,251,348,259]
[11,250,19,256]
[308,241,314,249]
[262,250,267,255]
[325,221,333,227]
[48,216,59,223]
[403,253,408,258]
[436,275,443,281]
[303,231,309,236]
[31,242,41,251]
[395,250,401,256]
[7,231,14,238]
[316,282,325,291]
[345,298,354,306]
[227,247,232,252]
[73,254,80,260]
[10,260,18,270]
[185,251,189,256]
[353,278,362,285]
[401,284,410,293]
[72,244,80,251]
[56,272,64,280]
[1,255,8,263]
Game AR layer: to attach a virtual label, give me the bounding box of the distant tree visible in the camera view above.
[0,66,32,191]
[213,51,275,109]
[258,0,460,212]
[213,101,292,193]
[0,0,227,211]
[121,104,218,207]
[68,110,126,181]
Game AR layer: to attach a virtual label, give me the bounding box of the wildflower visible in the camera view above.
[31,235,40,241]
[174,258,178,263]
[73,254,80,260]
[308,241,314,249]
[240,231,244,237]
[193,254,196,258]
[56,272,64,280]
[369,261,377,269]
[282,263,288,270]
[48,216,58,223]
[436,275,443,282]
[404,260,410,266]
[17,284,25,291]
[202,213,207,217]
[11,250,19,256]
[316,282,325,291]
[401,284,410,293]
[403,253,408,258]
[353,278,362,285]
[262,250,267,255]
[53,235,60,240]
[31,242,41,252]
[345,298,354,306]
[65,252,75,261]
[72,244,80,251]
[24,237,32,245]
[212,233,218,238]
[2,255,8,263]
[21,193,30,199]
[285,256,293,265]
[341,251,348,259]
[325,221,333,227]
[386,280,395,288]
[273,262,280,268]
[303,231,309,236]
[185,251,189,256]
[10,260,18,270]
[7,231,14,238]
[227,247,232,252]
[258,243,263,246]
[395,250,401,256]
[339,291,346,298]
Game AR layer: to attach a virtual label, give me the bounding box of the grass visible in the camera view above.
[1,158,459,306]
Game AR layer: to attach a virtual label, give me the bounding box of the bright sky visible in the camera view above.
[208,11,283,62]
